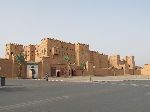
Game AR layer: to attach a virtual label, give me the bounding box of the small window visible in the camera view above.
[11,52,13,55]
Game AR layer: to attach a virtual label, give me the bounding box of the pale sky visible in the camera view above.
[0,0,150,66]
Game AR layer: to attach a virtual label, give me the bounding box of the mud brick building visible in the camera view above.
[0,38,149,78]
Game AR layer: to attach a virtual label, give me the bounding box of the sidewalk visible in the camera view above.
[48,75,150,82]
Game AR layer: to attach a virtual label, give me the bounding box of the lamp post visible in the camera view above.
[90,66,96,82]
[0,66,1,77]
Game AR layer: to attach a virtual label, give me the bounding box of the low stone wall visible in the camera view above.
[94,68,112,76]
[114,69,124,76]
[134,69,141,75]
[141,69,150,75]
[0,59,12,78]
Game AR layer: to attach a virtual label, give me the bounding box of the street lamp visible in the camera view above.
[90,66,96,82]
[0,66,2,77]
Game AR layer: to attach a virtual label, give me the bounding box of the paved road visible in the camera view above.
[1,79,150,112]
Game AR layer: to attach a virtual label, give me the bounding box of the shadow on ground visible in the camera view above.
[0,85,27,92]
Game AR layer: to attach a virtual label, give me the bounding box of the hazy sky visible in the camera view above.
[0,0,150,66]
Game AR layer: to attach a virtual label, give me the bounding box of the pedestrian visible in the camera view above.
[45,73,49,81]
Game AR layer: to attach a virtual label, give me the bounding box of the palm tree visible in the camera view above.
[64,55,70,63]
[15,53,25,77]
[64,56,71,77]
[80,62,86,76]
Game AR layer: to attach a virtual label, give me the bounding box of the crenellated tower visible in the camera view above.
[24,45,35,62]
[5,43,23,60]
[75,43,90,66]
[126,56,135,69]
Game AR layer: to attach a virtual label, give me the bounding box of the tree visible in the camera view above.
[64,55,70,63]
[80,62,86,76]
[15,53,25,77]
[64,56,71,77]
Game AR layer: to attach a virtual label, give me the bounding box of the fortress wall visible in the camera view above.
[99,54,109,68]
[134,69,141,75]
[141,64,150,75]
[0,59,12,78]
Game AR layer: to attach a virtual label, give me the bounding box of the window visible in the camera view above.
[11,52,13,55]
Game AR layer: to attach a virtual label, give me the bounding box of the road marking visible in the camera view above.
[62,96,70,99]
[143,85,150,87]
[0,95,70,111]
[120,83,126,86]
[130,84,139,87]
[111,83,116,85]
[56,96,64,100]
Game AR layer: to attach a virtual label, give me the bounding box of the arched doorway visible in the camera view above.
[57,71,60,77]
[72,69,76,76]
[30,69,36,79]
[27,62,38,79]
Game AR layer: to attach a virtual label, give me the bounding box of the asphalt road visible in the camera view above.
[1,79,150,112]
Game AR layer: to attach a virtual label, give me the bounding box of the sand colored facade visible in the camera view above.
[0,38,150,78]
[141,64,150,75]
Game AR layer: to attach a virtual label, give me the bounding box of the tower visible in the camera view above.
[126,56,135,69]
[24,45,35,62]
[75,43,90,66]
[5,43,23,60]
[109,55,120,68]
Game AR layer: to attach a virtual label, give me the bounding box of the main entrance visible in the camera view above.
[27,62,38,79]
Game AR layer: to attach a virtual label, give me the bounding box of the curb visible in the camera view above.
[49,80,64,82]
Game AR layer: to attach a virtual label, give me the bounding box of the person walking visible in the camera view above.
[45,73,49,81]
